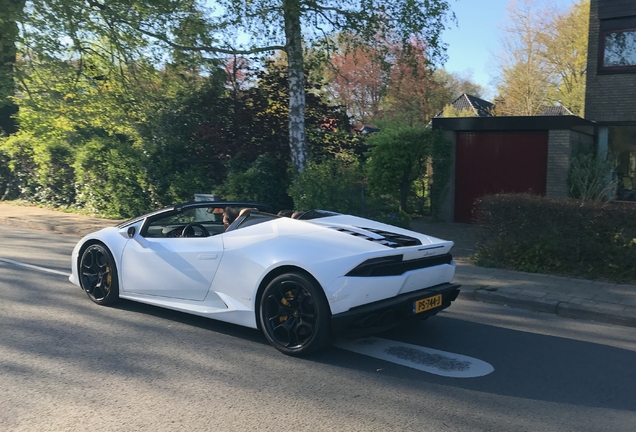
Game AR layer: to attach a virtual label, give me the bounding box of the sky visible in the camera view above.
[441,0,579,100]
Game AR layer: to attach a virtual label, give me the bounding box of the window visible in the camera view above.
[144,207,225,237]
[603,29,636,68]
[599,17,636,73]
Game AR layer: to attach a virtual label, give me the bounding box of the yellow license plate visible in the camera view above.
[413,294,443,314]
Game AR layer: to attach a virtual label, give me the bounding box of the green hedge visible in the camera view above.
[474,194,636,283]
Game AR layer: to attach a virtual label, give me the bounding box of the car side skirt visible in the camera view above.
[118,292,258,329]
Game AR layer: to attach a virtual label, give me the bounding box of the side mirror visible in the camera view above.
[119,224,148,248]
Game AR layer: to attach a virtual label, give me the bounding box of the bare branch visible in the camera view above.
[135,26,285,55]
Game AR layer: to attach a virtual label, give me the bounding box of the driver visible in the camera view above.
[223,207,239,230]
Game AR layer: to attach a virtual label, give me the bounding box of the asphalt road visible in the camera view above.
[1,226,636,431]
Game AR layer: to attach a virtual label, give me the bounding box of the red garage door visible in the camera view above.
[454,131,548,223]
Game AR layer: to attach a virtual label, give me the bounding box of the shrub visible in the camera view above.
[364,205,411,229]
[289,156,365,215]
[73,137,150,218]
[288,156,411,228]
[0,147,19,200]
[365,124,430,213]
[568,152,618,201]
[215,153,294,212]
[0,132,75,206]
[474,193,636,282]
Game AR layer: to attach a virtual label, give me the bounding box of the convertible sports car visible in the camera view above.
[70,200,460,356]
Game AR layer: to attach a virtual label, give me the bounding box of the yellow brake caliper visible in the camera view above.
[279,290,294,322]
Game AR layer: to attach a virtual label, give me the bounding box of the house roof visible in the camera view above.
[435,93,494,118]
[432,115,596,135]
[436,94,578,118]
[539,105,575,116]
[352,125,381,134]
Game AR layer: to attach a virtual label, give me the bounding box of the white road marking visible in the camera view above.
[0,257,71,277]
[336,336,495,378]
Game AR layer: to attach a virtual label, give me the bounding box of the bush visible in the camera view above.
[568,152,618,200]
[474,194,636,282]
[73,137,150,218]
[289,156,366,215]
[365,124,430,213]
[0,148,19,200]
[0,132,75,206]
[288,156,411,228]
[215,153,294,212]
[364,205,411,229]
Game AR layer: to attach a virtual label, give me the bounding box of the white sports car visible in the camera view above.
[70,201,460,356]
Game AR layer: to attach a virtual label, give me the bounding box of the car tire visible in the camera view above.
[259,272,332,356]
[79,244,120,305]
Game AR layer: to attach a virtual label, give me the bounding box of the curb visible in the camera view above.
[459,287,636,328]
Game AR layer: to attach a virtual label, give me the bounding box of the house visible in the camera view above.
[432,94,593,223]
[585,0,636,201]
[432,114,595,223]
[429,0,636,223]
[434,94,495,117]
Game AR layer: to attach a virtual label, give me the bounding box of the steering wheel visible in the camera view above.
[181,223,210,238]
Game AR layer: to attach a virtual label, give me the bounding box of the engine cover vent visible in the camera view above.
[331,227,422,248]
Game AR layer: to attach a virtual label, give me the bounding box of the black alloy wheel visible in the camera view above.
[259,272,332,356]
[79,244,119,305]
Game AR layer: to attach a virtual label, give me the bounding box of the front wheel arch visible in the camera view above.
[78,240,120,306]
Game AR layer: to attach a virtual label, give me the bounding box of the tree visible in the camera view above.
[495,0,552,116]
[156,0,455,171]
[494,0,589,116]
[0,0,24,135]
[366,124,432,212]
[381,38,438,125]
[542,0,589,116]
[326,37,480,125]
[2,0,455,173]
[429,69,484,111]
[440,105,478,117]
[327,43,388,123]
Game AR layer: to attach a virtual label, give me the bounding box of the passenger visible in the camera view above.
[277,209,294,217]
[207,207,225,223]
[222,207,239,230]
[291,211,304,219]
[239,207,258,217]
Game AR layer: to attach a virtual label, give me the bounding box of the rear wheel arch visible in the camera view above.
[256,267,333,356]
[255,266,329,329]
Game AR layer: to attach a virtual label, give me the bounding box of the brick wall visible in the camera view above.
[585,0,636,123]
[546,130,595,199]
[598,0,636,19]
[546,130,572,198]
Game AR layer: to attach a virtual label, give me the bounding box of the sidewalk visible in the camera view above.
[2,202,636,328]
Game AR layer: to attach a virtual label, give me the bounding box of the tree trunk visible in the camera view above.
[283,0,307,173]
[0,0,24,135]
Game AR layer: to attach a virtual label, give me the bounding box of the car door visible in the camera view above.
[120,209,225,301]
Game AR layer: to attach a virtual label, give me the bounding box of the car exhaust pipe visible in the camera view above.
[361,314,379,327]
[378,310,395,325]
